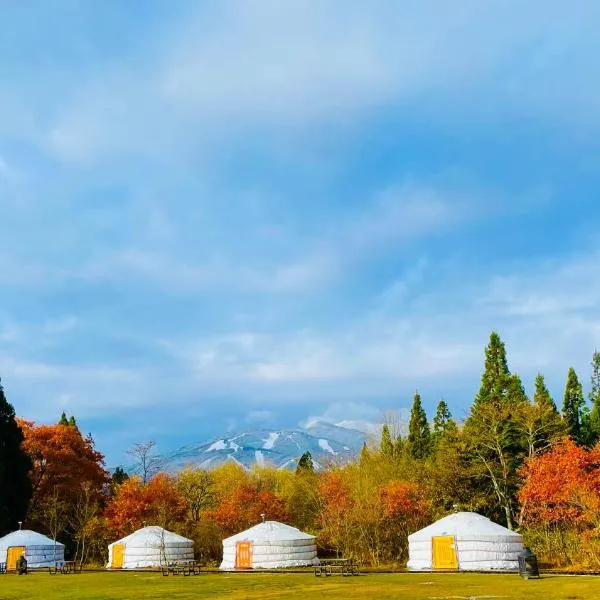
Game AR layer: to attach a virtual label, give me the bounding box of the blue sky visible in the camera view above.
[2,1,600,467]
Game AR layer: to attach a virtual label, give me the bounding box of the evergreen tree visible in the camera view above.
[473,332,526,409]
[407,392,431,459]
[432,400,457,445]
[394,435,406,458]
[533,373,558,413]
[465,333,529,529]
[527,373,564,453]
[0,378,32,535]
[68,416,77,428]
[296,451,314,474]
[588,351,600,445]
[112,467,129,485]
[562,367,585,444]
[59,412,69,426]
[359,443,371,466]
[380,424,394,457]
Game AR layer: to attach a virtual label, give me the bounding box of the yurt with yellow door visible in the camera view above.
[407,512,523,571]
[220,521,319,570]
[107,526,194,569]
[0,529,64,570]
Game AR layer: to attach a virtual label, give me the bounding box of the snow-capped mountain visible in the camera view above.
[165,421,371,471]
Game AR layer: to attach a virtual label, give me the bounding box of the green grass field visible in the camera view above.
[1,572,600,600]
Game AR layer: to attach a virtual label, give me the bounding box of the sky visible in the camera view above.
[2,0,600,467]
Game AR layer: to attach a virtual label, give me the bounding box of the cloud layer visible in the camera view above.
[1,1,600,464]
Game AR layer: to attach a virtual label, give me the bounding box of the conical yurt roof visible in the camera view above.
[408,512,522,541]
[0,529,64,548]
[109,526,192,547]
[223,521,315,544]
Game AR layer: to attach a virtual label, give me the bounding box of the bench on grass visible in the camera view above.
[48,561,82,575]
[314,558,360,577]
[161,560,201,576]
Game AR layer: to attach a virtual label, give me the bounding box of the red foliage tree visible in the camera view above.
[318,472,353,551]
[205,482,288,536]
[104,474,187,538]
[18,419,108,524]
[518,438,600,529]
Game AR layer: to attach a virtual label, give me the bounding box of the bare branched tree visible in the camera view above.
[127,441,164,483]
[70,482,100,566]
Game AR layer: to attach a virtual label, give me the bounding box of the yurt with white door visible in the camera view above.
[107,526,194,569]
[0,529,65,570]
[407,512,523,572]
[220,521,319,570]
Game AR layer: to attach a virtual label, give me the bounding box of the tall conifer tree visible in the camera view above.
[432,400,457,445]
[587,351,600,445]
[380,424,394,457]
[0,378,32,535]
[473,332,526,408]
[465,332,528,529]
[562,367,585,444]
[407,392,431,459]
[533,373,558,413]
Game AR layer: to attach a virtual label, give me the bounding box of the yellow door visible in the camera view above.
[112,543,125,569]
[235,541,253,569]
[7,546,26,571]
[432,536,458,570]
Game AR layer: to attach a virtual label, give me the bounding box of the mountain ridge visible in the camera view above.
[164,420,382,472]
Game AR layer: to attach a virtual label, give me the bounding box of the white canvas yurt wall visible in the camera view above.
[0,530,65,569]
[220,521,319,570]
[407,512,523,571]
[107,526,194,569]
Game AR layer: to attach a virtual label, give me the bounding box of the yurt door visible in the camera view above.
[235,541,253,569]
[432,536,458,570]
[112,543,125,569]
[7,546,25,571]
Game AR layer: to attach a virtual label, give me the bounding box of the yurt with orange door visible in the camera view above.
[220,521,319,570]
[407,512,523,571]
[0,529,64,570]
[107,526,193,569]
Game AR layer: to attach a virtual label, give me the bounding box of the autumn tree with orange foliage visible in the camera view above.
[519,438,600,567]
[318,471,353,554]
[519,438,600,529]
[104,473,187,538]
[18,418,108,531]
[206,481,288,537]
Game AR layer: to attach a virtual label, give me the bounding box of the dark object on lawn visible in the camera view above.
[518,547,539,579]
[16,554,27,575]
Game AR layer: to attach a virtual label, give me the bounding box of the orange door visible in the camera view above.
[7,546,26,571]
[432,536,458,570]
[111,543,125,569]
[235,541,253,569]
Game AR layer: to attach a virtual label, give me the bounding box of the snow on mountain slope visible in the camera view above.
[165,421,370,471]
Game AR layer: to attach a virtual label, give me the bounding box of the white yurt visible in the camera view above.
[220,521,319,570]
[0,529,65,570]
[107,526,194,569]
[407,512,523,572]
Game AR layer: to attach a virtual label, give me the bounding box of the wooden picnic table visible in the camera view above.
[161,560,201,576]
[314,558,360,577]
[48,561,82,575]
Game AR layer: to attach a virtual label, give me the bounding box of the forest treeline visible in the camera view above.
[2,331,600,569]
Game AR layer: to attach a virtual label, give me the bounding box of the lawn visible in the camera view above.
[1,571,599,600]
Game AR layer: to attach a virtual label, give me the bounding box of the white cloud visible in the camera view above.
[161,247,600,403]
[42,0,600,164]
[302,401,384,427]
[63,180,472,294]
